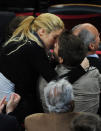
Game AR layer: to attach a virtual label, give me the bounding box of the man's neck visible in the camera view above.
[87,51,96,56]
[87,51,99,58]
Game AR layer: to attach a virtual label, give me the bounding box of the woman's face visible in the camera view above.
[39,29,63,50]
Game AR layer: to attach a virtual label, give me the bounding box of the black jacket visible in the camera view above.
[0,113,20,131]
[87,56,101,73]
[0,37,57,123]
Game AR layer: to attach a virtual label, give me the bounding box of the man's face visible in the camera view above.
[86,25,100,51]
[53,40,63,64]
[54,40,59,58]
[93,30,100,51]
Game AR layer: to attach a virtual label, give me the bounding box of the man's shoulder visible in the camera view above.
[87,56,101,65]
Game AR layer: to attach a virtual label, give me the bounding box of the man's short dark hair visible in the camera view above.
[58,31,87,67]
[70,112,101,131]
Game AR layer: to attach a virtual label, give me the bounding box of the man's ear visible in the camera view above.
[58,57,63,64]
[89,43,95,50]
[37,28,46,37]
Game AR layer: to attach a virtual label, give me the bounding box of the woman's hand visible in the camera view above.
[80,57,89,70]
[0,96,6,113]
[6,93,21,114]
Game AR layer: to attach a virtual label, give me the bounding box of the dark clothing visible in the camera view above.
[55,65,86,84]
[87,56,101,73]
[0,38,57,123]
[0,113,20,131]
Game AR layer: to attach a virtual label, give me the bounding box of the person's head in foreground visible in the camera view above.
[44,78,74,113]
[70,112,101,131]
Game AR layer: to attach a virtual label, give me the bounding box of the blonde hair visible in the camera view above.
[4,13,64,54]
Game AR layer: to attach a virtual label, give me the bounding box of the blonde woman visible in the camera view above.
[0,13,64,124]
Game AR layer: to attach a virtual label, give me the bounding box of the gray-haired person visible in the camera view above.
[72,23,101,115]
[72,23,101,73]
[44,78,74,113]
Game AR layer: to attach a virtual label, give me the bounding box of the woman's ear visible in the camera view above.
[58,57,63,64]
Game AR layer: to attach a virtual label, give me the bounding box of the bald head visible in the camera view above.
[72,23,100,52]
[72,23,98,36]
